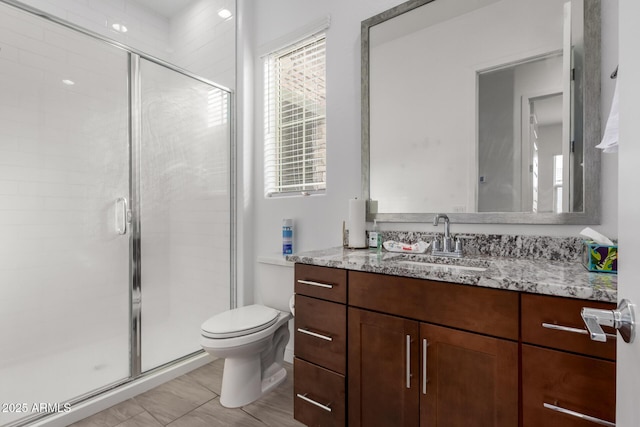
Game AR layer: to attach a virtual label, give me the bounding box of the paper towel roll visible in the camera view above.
[348,198,367,248]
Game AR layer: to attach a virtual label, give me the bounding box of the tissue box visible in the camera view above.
[582,240,617,273]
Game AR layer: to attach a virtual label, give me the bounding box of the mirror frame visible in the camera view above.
[362,0,602,224]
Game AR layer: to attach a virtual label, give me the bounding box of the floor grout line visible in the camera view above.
[240,407,270,427]
[72,361,300,427]
[164,396,219,427]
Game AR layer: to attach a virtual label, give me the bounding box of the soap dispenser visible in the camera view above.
[369,220,382,253]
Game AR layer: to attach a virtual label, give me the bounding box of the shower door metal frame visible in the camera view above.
[0,1,237,425]
[129,54,143,377]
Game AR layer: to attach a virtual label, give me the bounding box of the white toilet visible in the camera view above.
[200,261,293,408]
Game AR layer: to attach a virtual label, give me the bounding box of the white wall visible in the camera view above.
[239,0,618,303]
[247,0,402,260]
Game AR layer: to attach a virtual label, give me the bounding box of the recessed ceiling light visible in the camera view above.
[62,79,75,86]
[218,9,232,19]
[111,23,128,33]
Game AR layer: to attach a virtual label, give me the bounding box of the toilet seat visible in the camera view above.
[201,304,280,339]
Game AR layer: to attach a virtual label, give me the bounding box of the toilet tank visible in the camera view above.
[255,257,294,312]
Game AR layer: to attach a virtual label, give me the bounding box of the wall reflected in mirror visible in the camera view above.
[477,53,581,214]
[365,0,600,223]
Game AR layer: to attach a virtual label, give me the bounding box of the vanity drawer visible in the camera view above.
[521,294,616,360]
[295,264,347,304]
[348,271,519,340]
[522,344,615,427]
[294,357,345,427]
[295,295,346,374]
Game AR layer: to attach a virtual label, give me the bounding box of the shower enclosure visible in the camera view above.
[0,3,233,426]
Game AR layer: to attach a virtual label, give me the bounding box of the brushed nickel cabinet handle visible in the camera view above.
[422,338,428,395]
[543,403,614,426]
[542,323,616,340]
[297,393,332,412]
[297,279,333,289]
[406,335,411,389]
[297,327,333,341]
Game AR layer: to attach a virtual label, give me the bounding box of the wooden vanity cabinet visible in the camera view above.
[293,264,347,427]
[348,271,519,427]
[521,294,617,427]
[293,264,617,427]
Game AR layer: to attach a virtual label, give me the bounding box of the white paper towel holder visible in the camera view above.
[343,221,368,248]
[347,197,368,248]
[343,221,369,249]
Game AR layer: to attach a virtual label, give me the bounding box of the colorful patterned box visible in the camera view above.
[582,240,617,273]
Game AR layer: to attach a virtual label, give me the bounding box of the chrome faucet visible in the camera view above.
[432,214,462,257]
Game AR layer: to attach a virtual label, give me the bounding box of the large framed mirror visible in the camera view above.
[362,0,601,224]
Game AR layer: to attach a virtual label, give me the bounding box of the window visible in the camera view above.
[553,154,563,213]
[264,33,326,196]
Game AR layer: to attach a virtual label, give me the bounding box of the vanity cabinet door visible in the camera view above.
[348,308,420,427]
[420,323,519,427]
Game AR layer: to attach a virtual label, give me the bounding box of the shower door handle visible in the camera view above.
[115,197,129,235]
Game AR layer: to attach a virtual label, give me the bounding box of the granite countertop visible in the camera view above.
[287,246,617,303]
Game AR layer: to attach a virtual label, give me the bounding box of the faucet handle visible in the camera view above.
[431,236,441,252]
[454,237,463,253]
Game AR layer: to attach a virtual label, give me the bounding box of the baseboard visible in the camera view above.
[30,353,214,427]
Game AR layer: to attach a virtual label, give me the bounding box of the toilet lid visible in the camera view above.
[201,305,280,339]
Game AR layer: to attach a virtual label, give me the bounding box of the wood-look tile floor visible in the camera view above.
[71,359,305,427]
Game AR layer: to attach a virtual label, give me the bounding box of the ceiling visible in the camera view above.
[131,0,197,18]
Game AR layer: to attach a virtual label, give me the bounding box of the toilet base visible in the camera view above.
[219,358,288,408]
[261,365,287,396]
[202,311,292,408]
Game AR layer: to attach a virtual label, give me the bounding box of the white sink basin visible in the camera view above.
[391,254,490,272]
[396,260,488,272]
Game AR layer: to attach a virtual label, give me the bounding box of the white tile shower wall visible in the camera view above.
[169,0,236,88]
[0,6,131,424]
[0,3,233,422]
[14,0,237,88]
[16,0,171,59]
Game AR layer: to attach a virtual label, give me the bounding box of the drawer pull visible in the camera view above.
[297,327,333,341]
[542,323,616,340]
[422,338,428,395]
[543,402,615,427]
[406,335,411,389]
[297,393,332,412]
[297,279,333,289]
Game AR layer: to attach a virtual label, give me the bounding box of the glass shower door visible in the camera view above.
[0,4,130,425]
[138,58,231,372]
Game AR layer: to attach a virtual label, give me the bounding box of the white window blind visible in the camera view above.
[264,33,326,196]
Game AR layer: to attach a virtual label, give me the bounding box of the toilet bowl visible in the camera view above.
[201,259,294,407]
[200,304,293,408]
